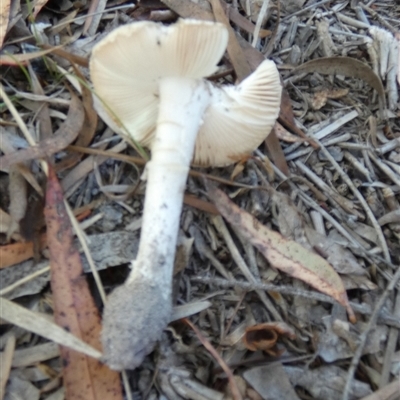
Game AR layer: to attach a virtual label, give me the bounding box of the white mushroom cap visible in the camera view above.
[90,19,228,147]
[90,19,282,167]
[194,59,282,166]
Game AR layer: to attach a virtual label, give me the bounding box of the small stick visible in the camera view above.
[184,318,242,400]
[342,266,400,400]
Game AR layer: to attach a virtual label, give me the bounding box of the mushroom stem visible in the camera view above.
[102,77,212,370]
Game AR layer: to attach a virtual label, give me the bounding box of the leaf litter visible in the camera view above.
[0,0,399,399]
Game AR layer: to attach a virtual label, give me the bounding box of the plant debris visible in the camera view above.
[0,0,399,399]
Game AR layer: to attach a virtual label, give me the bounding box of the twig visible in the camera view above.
[252,0,269,48]
[282,0,332,21]
[0,265,50,296]
[379,292,400,387]
[309,136,391,263]
[184,318,242,400]
[341,266,400,400]
[191,276,382,319]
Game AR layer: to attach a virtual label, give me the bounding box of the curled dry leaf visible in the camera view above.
[44,165,122,400]
[208,186,356,323]
[243,322,296,352]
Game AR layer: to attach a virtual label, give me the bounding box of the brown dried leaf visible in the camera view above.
[312,88,349,110]
[278,89,317,147]
[210,0,251,81]
[229,7,271,38]
[40,44,89,67]
[0,90,85,171]
[311,90,329,110]
[292,57,387,111]
[44,165,122,400]
[183,194,219,215]
[0,234,46,269]
[273,122,307,143]
[266,126,290,176]
[208,186,356,323]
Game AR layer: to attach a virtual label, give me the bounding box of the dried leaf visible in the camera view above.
[311,88,349,110]
[83,0,106,36]
[0,91,85,171]
[44,165,122,400]
[208,186,356,323]
[160,0,213,20]
[244,364,300,400]
[184,318,242,400]
[40,44,89,67]
[33,0,50,18]
[0,47,60,66]
[183,194,219,215]
[284,365,372,399]
[292,57,387,111]
[0,297,102,359]
[265,126,290,176]
[210,0,251,81]
[0,0,11,48]
[278,89,316,147]
[304,227,366,276]
[273,122,307,143]
[0,234,46,269]
[229,7,271,38]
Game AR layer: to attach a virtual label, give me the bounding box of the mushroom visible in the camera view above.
[90,19,282,370]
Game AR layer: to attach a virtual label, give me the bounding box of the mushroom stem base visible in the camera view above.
[102,77,212,370]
